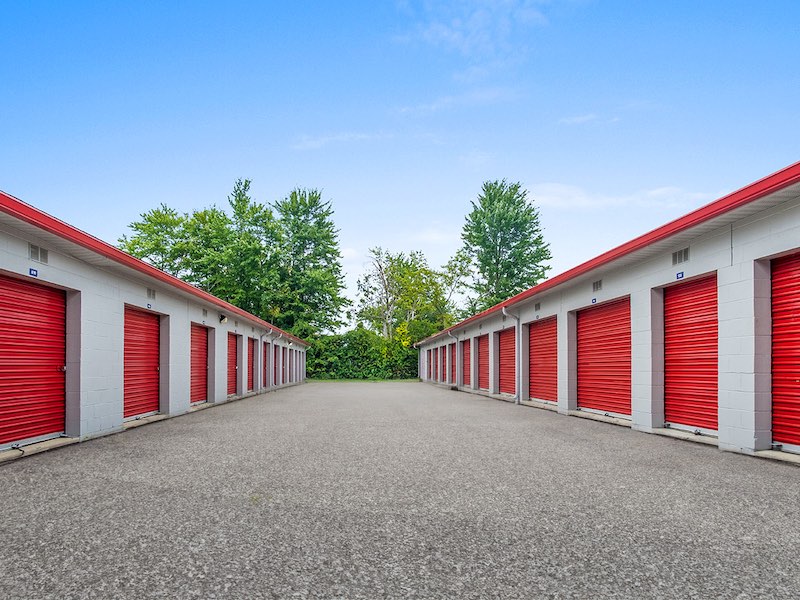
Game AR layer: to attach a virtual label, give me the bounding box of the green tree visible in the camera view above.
[222,179,283,317]
[177,206,234,297]
[461,179,551,311]
[119,204,187,274]
[271,188,349,338]
[356,247,452,345]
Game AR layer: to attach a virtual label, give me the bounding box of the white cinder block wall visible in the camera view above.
[0,211,307,448]
[419,175,800,458]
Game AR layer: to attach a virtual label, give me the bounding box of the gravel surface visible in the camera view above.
[1,381,799,599]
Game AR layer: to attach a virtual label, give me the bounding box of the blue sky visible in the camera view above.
[2,1,799,306]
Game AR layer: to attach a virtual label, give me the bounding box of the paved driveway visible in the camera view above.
[1,381,799,599]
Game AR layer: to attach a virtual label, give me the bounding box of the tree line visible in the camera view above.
[119,179,551,379]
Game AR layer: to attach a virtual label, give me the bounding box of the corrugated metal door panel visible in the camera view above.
[664,275,718,430]
[450,343,456,383]
[190,324,208,403]
[772,253,800,446]
[432,349,438,381]
[263,342,270,388]
[440,347,446,382]
[498,327,516,395]
[247,338,256,391]
[0,274,66,445]
[529,317,558,402]
[274,345,279,385]
[227,333,237,395]
[462,340,471,386]
[427,349,431,379]
[283,347,288,384]
[478,334,489,390]
[124,307,160,418]
[577,297,631,415]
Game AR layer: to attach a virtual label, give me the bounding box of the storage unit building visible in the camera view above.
[0,190,308,451]
[417,160,800,460]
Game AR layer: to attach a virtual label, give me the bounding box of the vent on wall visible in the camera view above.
[202,309,208,317]
[534,302,541,311]
[592,279,602,292]
[147,288,156,299]
[672,247,690,265]
[29,243,48,264]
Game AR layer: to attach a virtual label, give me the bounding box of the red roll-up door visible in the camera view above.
[426,349,431,379]
[247,338,255,391]
[263,341,270,388]
[577,297,631,415]
[664,275,718,430]
[439,347,446,382]
[449,343,456,383]
[124,306,160,418]
[283,347,288,384]
[433,349,438,382]
[290,349,295,382]
[498,327,516,395]
[227,333,237,395]
[478,334,489,390]
[529,317,557,402]
[274,345,279,385]
[0,274,66,446]
[190,324,208,404]
[772,253,800,446]
[462,340,471,386]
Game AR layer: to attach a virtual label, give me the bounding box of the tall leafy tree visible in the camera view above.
[461,179,551,311]
[223,179,283,317]
[119,180,281,323]
[357,247,453,345]
[271,188,349,338]
[119,204,187,274]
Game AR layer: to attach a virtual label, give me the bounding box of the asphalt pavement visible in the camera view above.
[1,381,799,599]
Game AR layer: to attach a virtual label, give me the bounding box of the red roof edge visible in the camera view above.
[419,159,800,346]
[0,190,308,347]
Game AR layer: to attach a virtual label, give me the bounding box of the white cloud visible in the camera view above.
[291,131,392,150]
[532,183,715,210]
[407,0,548,59]
[559,113,598,125]
[397,86,517,115]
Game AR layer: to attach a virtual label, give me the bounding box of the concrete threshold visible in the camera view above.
[123,413,170,430]
[0,436,79,465]
[520,399,558,412]
[652,427,718,447]
[568,409,632,428]
[754,449,800,467]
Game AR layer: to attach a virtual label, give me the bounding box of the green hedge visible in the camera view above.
[306,326,419,380]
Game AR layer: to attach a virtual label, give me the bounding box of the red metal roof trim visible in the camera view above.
[0,190,308,347]
[420,159,800,346]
